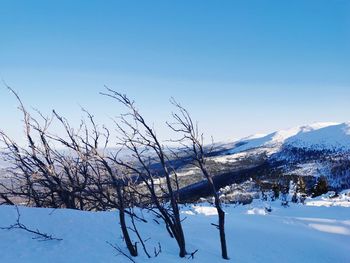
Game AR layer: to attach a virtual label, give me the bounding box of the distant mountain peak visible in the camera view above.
[226,122,350,155]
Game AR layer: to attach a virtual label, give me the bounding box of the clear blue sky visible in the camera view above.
[0,0,349,144]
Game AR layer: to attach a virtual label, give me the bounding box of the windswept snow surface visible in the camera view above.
[225,122,350,155]
[1,198,350,263]
[305,191,350,208]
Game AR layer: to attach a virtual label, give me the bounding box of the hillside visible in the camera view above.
[1,192,350,263]
[220,122,350,154]
[174,122,350,202]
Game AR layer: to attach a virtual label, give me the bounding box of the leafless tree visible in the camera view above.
[0,88,141,258]
[0,98,92,210]
[168,98,229,260]
[52,109,143,257]
[0,87,229,260]
[100,88,187,258]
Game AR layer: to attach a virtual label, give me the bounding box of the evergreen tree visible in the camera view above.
[312,176,328,197]
[296,177,307,203]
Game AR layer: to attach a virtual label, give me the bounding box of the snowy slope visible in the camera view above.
[225,122,350,155]
[1,196,350,263]
[285,122,350,150]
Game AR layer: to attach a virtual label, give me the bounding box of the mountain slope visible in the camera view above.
[224,122,350,155]
[193,122,350,196]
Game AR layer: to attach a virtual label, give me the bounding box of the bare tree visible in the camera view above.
[0,88,215,259]
[0,88,59,208]
[52,109,142,257]
[168,99,229,260]
[0,88,141,258]
[100,89,188,258]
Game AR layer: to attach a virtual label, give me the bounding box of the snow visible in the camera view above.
[287,162,330,177]
[305,190,350,207]
[211,151,250,163]
[175,169,197,178]
[192,205,218,216]
[246,207,267,215]
[285,122,350,150]
[1,196,350,263]
[224,122,350,155]
[307,223,350,235]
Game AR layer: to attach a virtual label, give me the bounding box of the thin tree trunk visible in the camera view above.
[216,196,228,259]
[117,184,138,257]
[205,168,229,260]
[161,162,187,257]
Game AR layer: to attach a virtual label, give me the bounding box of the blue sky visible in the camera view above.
[0,0,349,144]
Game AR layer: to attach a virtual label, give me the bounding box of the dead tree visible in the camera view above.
[168,99,229,260]
[0,88,140,258]
[101,89,187,258]
[52,109,140,257]
[0,87,190,258]
[0,88,57,208]
[0,89,92,210]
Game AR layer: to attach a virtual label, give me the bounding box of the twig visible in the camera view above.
[0,206,62,241]
[106,241,136,263]
[211,223,220,229]
[154,242,162,257]
[187,249,199,259]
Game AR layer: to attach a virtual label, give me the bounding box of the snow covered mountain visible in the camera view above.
[176,122,350,201]
[223,122,350,155]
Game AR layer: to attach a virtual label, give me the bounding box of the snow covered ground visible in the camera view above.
[1,193,350,263]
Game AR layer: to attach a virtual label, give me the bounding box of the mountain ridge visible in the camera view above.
[222,122,350,155]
